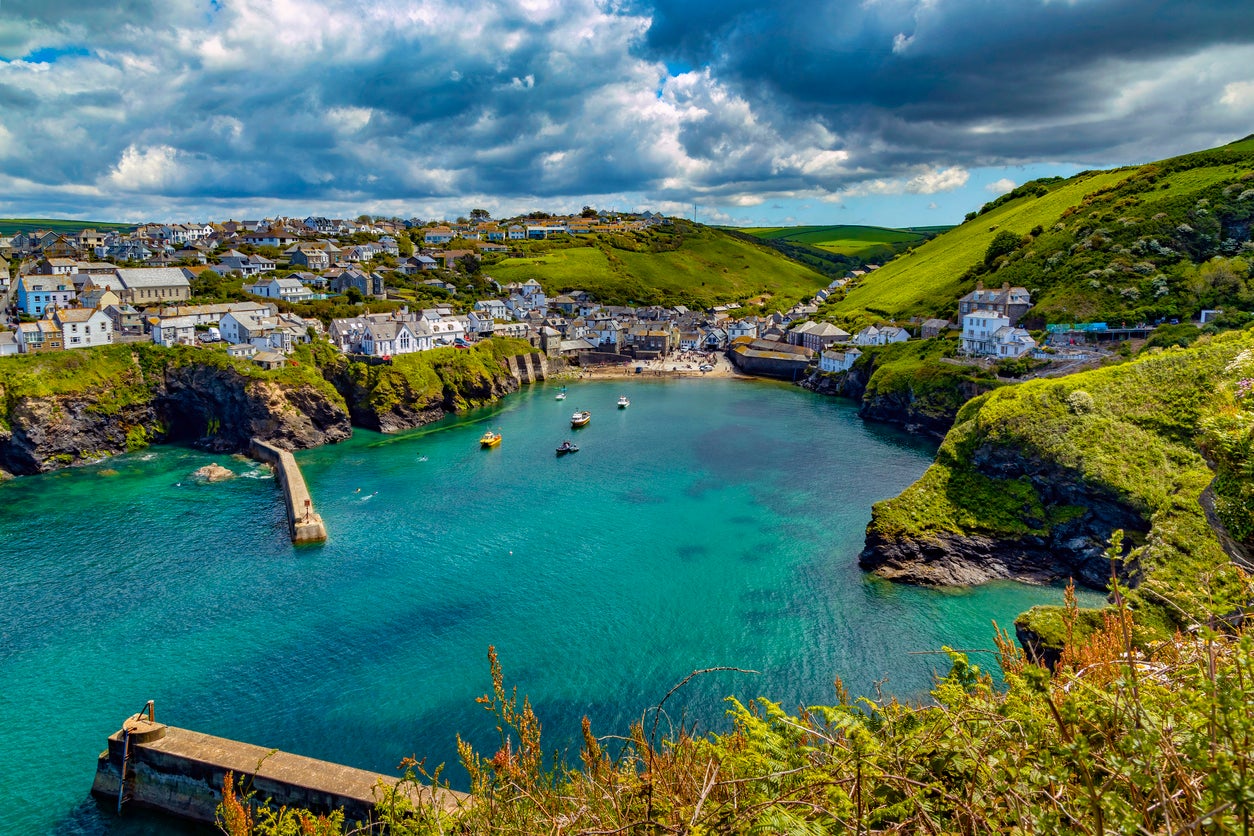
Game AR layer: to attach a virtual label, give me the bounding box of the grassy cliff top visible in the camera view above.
[868,328,1254,633]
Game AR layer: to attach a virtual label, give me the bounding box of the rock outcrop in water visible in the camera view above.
[800,347,993,437]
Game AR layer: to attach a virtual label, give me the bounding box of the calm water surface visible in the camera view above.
[0,379,1103,833]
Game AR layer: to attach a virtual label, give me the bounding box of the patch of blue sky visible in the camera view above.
[19,46,91,64]
[710,163,1113,228]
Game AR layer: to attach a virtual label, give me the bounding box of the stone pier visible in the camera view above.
[249,438,327,544]
[91,708,469,825]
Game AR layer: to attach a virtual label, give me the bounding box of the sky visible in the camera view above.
[0,0,1252,228]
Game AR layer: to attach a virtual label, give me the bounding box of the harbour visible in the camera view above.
[0,379,1103,833]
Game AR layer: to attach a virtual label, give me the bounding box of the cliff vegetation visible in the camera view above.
[221,586,1254,835]
[860,328,1254,642]
[0,338,540,475]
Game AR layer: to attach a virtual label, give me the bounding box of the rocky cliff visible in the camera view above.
[801,344,994,437]
[0,341,544,477]
[858,450,1145,590]
[857,333,1253,634]
[315,346,545,433]
[0,349,351,477]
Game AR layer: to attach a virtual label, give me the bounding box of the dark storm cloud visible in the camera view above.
[0,0,1250,219]
[640,0,1254,168]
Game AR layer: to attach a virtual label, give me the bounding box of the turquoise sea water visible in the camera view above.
[0,379,1104,833]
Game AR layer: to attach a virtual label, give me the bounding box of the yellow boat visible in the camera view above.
[570,410,591,428]
[479,430,502,448]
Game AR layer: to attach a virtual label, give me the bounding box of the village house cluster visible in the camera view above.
[0,213,1034,370]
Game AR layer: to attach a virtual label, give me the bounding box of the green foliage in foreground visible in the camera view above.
[221,586,1254,835]
[488,221,828,311]
[868,329,1254,634]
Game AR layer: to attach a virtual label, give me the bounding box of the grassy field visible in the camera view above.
[488,222,828,310]
[828,169,1133,325]
[0,218,134,236]
[736,224,939,261]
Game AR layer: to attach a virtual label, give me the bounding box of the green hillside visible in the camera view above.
[867,327,1254,638]
[0,218,134,236]
[487,221,828,310]
[829,135,1254,327]
[829,169,1132,324]
[737,223,940,261]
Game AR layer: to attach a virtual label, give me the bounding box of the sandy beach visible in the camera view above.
[571,350,747,380]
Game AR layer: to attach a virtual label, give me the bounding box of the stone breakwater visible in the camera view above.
[91,708,468,824]
[250,438,327,544]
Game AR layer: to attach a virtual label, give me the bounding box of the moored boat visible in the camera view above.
[555,392,567,400]
[617,395,630,408]
[479,430,502,448]
[555,440,579,455]
[571,410,591,427]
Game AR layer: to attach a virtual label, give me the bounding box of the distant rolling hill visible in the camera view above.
[736,224,948,262]
[487,220,829,311]
[0,218,134,236]
[827,134,1254,327]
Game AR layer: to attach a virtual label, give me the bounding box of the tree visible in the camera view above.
[344,287,365,304]
[397,232,414,258]
[470,208,491,221]
[581,206,597,218]
[984,230,1022,267]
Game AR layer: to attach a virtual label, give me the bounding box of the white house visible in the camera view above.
[474,299,509,320]
[360,320,432,357]
[246,276,314,303]
[52,307,113,349]
[819,347,862,373]
[961,309,1010,355]
[152,315,198,347]
[994,327,1037,358]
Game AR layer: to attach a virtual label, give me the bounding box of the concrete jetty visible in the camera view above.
[249,438,327,544]
[91,705,469,824]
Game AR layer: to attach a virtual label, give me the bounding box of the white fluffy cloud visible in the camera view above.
[985,178,1016,195]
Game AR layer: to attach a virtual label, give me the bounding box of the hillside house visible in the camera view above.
[957,281,1032,324]
[820,347,862,373]
[15,319,63,353]
[152,315,198,347]
[53,307,113,349]
[114,267,192,305]
[16,276,76,316]
[246,276,314,303]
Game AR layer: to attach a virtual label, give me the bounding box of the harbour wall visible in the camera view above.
[504,352,550,383]
[249,438,327,544]
[91,709,468,824]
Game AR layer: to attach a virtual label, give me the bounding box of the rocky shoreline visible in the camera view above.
[0,346,544,479]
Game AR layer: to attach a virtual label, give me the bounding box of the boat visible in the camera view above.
[570,410,591,428]
[479,430,502,448]
[617,395,630,408]
[555,440,579,455]
[555,391,567,400]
